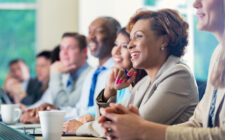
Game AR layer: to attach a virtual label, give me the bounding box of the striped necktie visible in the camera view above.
[208,89,217,127]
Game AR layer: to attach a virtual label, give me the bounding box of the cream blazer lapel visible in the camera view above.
[215,88,225,114]
[201,86,214,128]
[200,45,221,127]
[214,88,225,126]
[201,45,224,127]
[140,56,181,105]
[127,56,180,107]
[125,76,151,107]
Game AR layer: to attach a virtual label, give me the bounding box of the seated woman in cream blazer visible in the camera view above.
[63,9,199,137]
[98,0,225,140]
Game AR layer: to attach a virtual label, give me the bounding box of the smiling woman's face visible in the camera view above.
[193,0,225,33]
[128,19,166,70]
[112,33,132,69]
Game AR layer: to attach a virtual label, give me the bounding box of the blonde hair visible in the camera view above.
[210,30,225,88]
[210,0,225,88]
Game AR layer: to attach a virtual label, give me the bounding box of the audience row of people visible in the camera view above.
[19,17,122,123]
[65,9,199,137]
[3,51,54,106]
[2,0,225,139]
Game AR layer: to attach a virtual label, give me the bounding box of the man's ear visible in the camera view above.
[82,47,88,58]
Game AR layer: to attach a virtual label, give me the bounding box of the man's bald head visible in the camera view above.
[87,17,121,59]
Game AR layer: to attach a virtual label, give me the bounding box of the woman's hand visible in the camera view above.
[20,109,40,124]
[32,103,60,118]
[104,68,136,101]
[99,104,167,140]
[78,114,95,123]
[107,68,136,90]
[51,61,76,74]
[98,104,143,140]
[63,119,83,134]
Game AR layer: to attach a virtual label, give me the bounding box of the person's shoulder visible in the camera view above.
[166,57,193,75]
[210,44,221,64]
[78,66,94,81]
[212,44,221,57]
[28,78,40,86]
[85,67,96,76]
[84,65,94,73]
[158,58,195,84]
[173,61,192,73]
[28,77,37,82]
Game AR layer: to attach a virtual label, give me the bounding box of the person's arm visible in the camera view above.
[166,125,225,140]
[173,100,205,128]
[139,121,167,140]
[96,68,136,112]
[74,90,133,137]
[10,83,27,104]
[61,106,83,121]
[49,72,66,100]
[20,108,40,124]
[102,68,136,101]
[20,93,34,105]
[165,88,225,140]
[50,61,76,105]
[77,106,97,123]
[78,113,95,123]
[107,119,225,140]
[99,103,167,140]
[27,88,53,109]
[96,89,117,109]
[173,76,213,128]
[62,91,117,135]
[100,104,225,140]
[67,69,136,136]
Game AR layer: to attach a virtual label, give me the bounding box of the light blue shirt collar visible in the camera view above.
[99,57,114,70]
[70,62,89,81]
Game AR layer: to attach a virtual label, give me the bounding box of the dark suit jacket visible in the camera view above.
[21,78,44,105]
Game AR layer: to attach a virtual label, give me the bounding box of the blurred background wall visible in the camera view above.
[37,0,78,51]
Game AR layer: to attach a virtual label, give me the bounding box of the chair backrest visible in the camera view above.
[0,88,12,104]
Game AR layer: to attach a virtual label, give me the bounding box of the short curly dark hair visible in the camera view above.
[127,9,189,57]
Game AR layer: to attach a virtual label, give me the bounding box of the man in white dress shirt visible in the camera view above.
[20,17,121,123]
[62,16,121,120]
[40,17,121,120]
[20,32,91,123]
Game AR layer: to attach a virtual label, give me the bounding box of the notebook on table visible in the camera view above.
[0,122,34,140]
[9,123,77,137]
[9,123,42,135]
